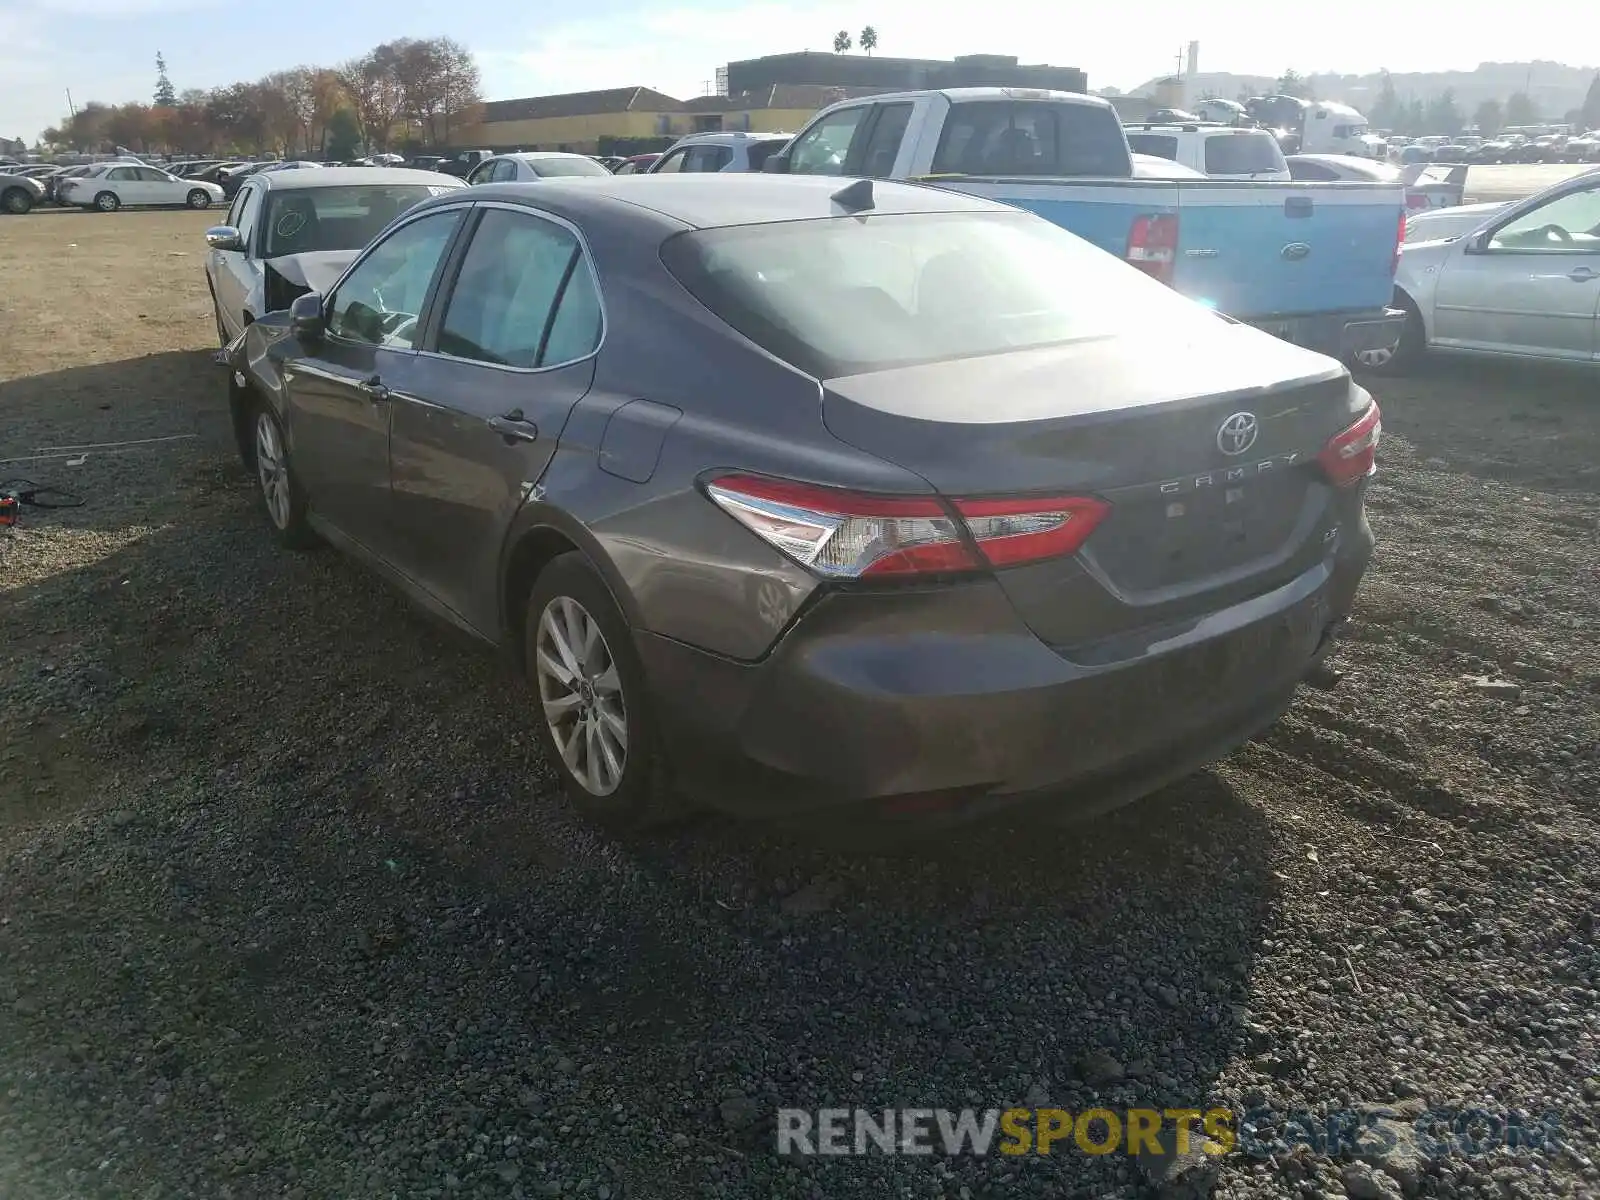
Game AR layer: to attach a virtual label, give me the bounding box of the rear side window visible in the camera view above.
[683,145,734,173]
[1287,160,1338,181]
[931,102,1131,177]
[661,210,1216,379]
[1204,132,1286,175]
[1125,133,1179,161]
[437,209,600,368]
[857,103,914,176]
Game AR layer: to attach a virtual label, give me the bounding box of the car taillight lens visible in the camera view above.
[1318,402,1382,487]
[1126,213,1178,285]
[1392,210,1406,274]
[704,475,1109,579]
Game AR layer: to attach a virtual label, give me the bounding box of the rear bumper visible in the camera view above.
[637,508,1374,825]
[1250,309,1408,358]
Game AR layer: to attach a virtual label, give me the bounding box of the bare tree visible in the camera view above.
[338,46,405,151]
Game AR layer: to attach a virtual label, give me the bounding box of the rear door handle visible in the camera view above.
[487,411,539,443]
[358,376,390,402]
[1568,266,1598,282]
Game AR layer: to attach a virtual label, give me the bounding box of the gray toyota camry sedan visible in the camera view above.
[224,174,1379,829]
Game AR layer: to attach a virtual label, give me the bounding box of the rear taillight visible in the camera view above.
[1318,403,1382,487]
[1126,213,1178,286]
[704,475,1109,579]
[1392,210,1406,275]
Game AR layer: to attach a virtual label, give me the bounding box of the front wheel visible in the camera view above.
[248,401,316,549]
[187,189,212,209]
[94,191,120,213]
[525,553,662,827]
[1348,298,1423,376]
[1,186,33,215]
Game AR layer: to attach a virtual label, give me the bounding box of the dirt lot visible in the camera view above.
[1,210,1597,1200]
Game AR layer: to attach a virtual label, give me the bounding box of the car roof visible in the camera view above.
[671,132,793,146]
[444,173,1013,231]
[252,166,465,190]
[845,86,1111,110]
[502,151,598,161]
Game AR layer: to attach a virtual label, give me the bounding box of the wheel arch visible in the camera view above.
[499,507,643,668]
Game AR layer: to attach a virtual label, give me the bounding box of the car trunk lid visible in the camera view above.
[820,325,1365,648]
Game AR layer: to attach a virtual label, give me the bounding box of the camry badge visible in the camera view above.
[1217,412,1260,456]
[1281,242,1312,261]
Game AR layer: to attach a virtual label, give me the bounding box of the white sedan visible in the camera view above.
[1359,167,1600,372]
[58,163,225,212]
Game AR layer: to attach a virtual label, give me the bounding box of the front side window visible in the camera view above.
[931,102,1131,177]
[466,160,496,184]
[136,167,171,182]
[788,107,867,175]
[1488,184,1600,252]
[107,167,136,181]
[745,140,786,171]
[437,209,599,368]
[327,209,463,348]
[661,210,1219,379]
[652,150,687,174]
[233,186,262,251]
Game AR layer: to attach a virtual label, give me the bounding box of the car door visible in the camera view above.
[386,203,603,633]
[101,165,139,203]
[1432,178,1600,359]
[282,205,469,556]
[141,166,186,204]
[211,183,263,336]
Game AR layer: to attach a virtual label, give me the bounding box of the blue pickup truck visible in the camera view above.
[764,88,1407,363]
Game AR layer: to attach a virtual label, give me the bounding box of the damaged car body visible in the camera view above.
[221,176,1379,833]
[204,166,465,345]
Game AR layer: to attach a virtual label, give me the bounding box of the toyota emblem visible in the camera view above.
[1217,411,1259,456]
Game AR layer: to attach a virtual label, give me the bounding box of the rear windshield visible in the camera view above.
[931,102,1132,177]
[661,210,1218,379]
[528,157,611,178]
[261,185,443,257]
[1203,132,1286,175]
[1125,133,1179,161]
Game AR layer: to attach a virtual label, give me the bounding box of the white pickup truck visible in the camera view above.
[764,87,1408,364]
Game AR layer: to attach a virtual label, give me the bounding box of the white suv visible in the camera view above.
[648,132,793,174]
[1123,123,1290,181]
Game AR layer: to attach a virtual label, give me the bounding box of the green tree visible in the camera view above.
[1504,91,1538,127]
[1473,98,1504,137]
[1369,71,1401,130]
[1401,97,1425,137]
[832,29,852,53]
[860,26,878,56]
[154,52,176,108]
[1424,88,1462,135]
[1580,72,1600,131]
[1276,69,1311,99]
[326,107,361,160]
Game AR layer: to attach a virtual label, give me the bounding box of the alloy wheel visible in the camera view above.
[255,412,291,530]
[534,595,628,797]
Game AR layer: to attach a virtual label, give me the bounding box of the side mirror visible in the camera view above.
[204,225,243,251]
[763,153,791,174]
[1462,230,1491,254]
[289,292,326,342]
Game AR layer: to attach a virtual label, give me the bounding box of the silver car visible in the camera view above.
[1362,167,1600,371]
[204,167,464,343]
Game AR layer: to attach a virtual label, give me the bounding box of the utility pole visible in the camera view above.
[65,88,77,118]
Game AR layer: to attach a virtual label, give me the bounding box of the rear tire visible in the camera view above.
[94,191,120,213]
[187,189,211,209]
[1,186,33,214]
[524,553,665,829]
[1348,295,1423,376]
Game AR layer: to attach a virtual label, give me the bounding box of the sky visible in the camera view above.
[1,0,1590,144]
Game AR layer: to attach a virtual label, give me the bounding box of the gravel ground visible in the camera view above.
[1,210,1597,1200]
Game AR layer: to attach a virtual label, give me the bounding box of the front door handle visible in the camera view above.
[487,410,539,443]
[1567,266,1598,282]
[358,376,390,402]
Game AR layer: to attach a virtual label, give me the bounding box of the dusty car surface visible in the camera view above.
[204,167,465,343]
[225,174,1379,829]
